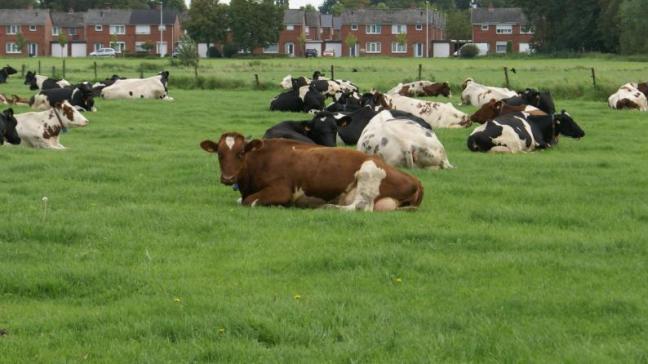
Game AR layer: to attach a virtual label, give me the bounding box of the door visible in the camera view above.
[28,43,37,57]
[349,44,358,57]
[414,43,423,57]
[285,42,294,57]
[71,43,86,57]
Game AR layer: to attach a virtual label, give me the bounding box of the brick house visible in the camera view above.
[339,8,446,57]
[51,10,86,57]
[129,9,182,56]
[0,9,52,56]
[470,7,533,54]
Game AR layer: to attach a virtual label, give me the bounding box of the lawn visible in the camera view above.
[0,56,647,363]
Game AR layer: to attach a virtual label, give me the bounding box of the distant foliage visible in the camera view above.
[223,43,240,58]
[207,46,222,58]
[459,44,479,58]
[176,35,199,68]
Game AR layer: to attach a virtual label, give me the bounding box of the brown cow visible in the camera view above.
[389,81,451,97]
[200,132,424,211]
[469,98,547,124]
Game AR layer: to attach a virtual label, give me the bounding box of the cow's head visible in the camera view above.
[361,91,392,111]
[470,98,502,124]
[0,108,20,145]
[424,82,451,97]
[521,88,555,114]
[53,100,89,128]
[280,75,293,89]
[312,71,324,80]
[24,71,38,90]
[158,71,170,90]
[636,82,648,98]
[200,132,260,185]
[3,65,17,75]
[292,76,309,91]
[461,78,474,90]
[305,111,351,147]
[554,110,585,139]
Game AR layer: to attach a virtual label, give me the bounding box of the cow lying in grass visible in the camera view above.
[0,108,20,145]
[387,81,451,97]
[200,133,423,211]
[608,83,648,111]
[461,78,517,107]
[24,71,70,91]
[0,65,17,84]
[264,111,351,146]
[30,82,96,112]
[15,101,89,149]
[100,71,173,100]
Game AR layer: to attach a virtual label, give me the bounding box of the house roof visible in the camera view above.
[51,11,85,27]
[283,9,304,25]
[130,9,178,25]
[0,9,49,26]
[304,10,320,27]
[84,9,132,25]
[332,16,342,30]
[321,14,333,28]
[471,7,527,25]
[341,8,445,26]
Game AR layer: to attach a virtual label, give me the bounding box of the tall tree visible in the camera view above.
[185,0,229,46]
[2,0,37,8]
[619,0,648,54]
[445,9,471,40]
[229,0,283,52]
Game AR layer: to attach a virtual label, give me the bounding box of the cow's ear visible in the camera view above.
[200,140,218,153]
[333,114,351,127]
[244,139,264,154]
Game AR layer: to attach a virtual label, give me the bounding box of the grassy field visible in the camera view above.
[1,56,648,363]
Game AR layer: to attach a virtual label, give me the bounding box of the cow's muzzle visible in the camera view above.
[220,175,237,185]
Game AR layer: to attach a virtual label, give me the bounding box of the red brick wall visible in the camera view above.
[278,24,303,57]
[0,23,51,57]
[472,24,532,53]
[339,23,445,57]
[84,21,179,55]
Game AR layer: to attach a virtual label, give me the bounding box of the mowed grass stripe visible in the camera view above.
[1,59,647,362]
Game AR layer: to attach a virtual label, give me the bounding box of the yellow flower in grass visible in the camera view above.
[218,328,225,335]
[293,294,301,300]
[174,297,182,303]
[394,278,402,284]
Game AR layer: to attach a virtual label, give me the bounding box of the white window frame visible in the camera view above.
[29,25,37,32]
[6,25,19,35]
[496,41,508,54]
[109,25,125,35]
[414,43,424,57]
[481,24,489,31]
[391,24,407,34]
[95,25,103,31]
[5,42,20,54]
[286,24,294,31]
[110,41,126,53]
[156,41,168,54]
[365,42,381,53]
[135,25,151,35]
[391,42,407,53]
[496,24,512,34]
[351,24,358,31]
[135,41,146,52]
[68,27,77,35]
[366,24,381,34]
[415,23,423,31]
[304,27,310,34]
[52,26,60,36]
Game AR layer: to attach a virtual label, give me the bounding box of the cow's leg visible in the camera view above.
[324,160,386,212]
[490,146,513,153]
[242,185,293,207]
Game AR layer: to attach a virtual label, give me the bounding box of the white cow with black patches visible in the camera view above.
[461,78,517,107]
[388,94,470,128]
[608,83,648,111]
[101,72,173,101]
[357,110,453,169]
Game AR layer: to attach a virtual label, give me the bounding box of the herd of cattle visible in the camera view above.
[0,65,172,149]
[0,63,643,211]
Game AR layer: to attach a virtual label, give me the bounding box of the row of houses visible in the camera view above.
[0,8,181,57]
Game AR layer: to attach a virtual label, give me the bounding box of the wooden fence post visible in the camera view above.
[504,67,510,88]
[62,59,66,78]
[140,64,144,79]
[94,61,97,80]
[254,74,260,88]
[418,64,422,80]
[38,60,41,74]
[21,64,25,77]
[52,66,56,78]
[591,68,597,88]
[330,64,335,80]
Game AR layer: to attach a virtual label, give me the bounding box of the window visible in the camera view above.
[52,26,60,36]
[5,43,20,54]
[391,24,407,34]
[365,42,381,53]
[415,23,423,31]
[496,24,512,34]
[351,24,358,31]
[6,25,19,34]
[286,25,294,31]
[109,25,125,35]
[496,41,508,54]
[95,25,103,31]
[94,43,103,51]
[263,44,278,54]
[68,27,77,35]
[481,24,489,31]
[110,41,126,53]
[520,25,534,34]
[156,41,167,54]
[135,42,146,52]
[29,25,37,32]
[391,42,406,53]
[366,24,381,34]
[135,25,150,34]
[304,27,310,34]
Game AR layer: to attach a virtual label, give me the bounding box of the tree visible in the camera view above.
[394,33,407,46]
[175,34,200,77]
[15,33,28,55]
[445,9,471,40]
[229,0,284,53]
[297,32,307,56]
[344,34,358,56]
[319,0,337,13]
[2,0,37,8]
[185,0,229,47]
[58,33,68,57]
[619,0,648,54]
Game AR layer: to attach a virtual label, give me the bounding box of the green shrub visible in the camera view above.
[207,46,221,58]
[223,43,240,58]
[459,44,480,58]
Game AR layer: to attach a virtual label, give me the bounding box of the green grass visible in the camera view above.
[1,57,648,363]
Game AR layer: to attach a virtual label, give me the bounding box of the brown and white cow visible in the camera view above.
[200,133,424,211]
[387,81,451,97]
[608,83,648,111]
[387,94,470,128]
[15,100,88,149]
[469,98,547,124]
[461,78,517,107]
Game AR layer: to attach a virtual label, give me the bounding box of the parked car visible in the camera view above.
[305,49,318,58]
[322,49,336,57]
[90,48,117,57]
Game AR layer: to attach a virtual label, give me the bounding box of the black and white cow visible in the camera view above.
[92,74,125,96]
[325,91,363,112]
[101,71,172,100]
[337,106,432,145]
[0,108,20,145]
[0,66,18,84]
[504,88,556,114]
[264,111,352,146]
[270,85,325,112]
[30,82,96,112]
[24,71,71,91]
[467,111,585,153]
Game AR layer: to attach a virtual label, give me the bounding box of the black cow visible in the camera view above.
[264,111,352,147]
[270,85,325,112]
[505,89,556,114]
[0,108,20,145]
[326,91,362,112]
[30,82,96,112]
[467,111,585,153]
[24,71,69,91]
[337,106,432,145]
[0,66,17,84]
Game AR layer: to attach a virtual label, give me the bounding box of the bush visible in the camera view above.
[223,43,240,58]
[459,44,479,58]
[207,46,221,58]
